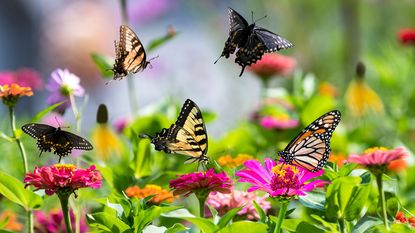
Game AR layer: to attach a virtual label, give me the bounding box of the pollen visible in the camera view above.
[54,164,76,170]
[364,147,389,154]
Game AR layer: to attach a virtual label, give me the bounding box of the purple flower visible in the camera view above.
[34,209,88,233]
[127,0,173,24]
[46,69,85,109]
[236,158,327,197]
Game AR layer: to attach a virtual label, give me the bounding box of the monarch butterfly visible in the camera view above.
[278,110,341,172]
[140,99,209,164]
[215,7,293,77]
[111,25,151,80]
[22,123,93,162]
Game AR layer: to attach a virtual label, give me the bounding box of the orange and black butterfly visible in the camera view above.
[140,99,209,165]
[278,110,341,172]
[111,25,150,80]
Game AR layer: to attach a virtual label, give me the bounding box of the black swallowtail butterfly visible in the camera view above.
[215,7,294,76]
[22,123,93,162]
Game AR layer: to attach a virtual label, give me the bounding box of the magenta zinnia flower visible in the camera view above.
[398,28,415,46]
[348,147,408,171]
[236,158,326,198]
[169,169,233,197]
[260,115,299,129]
[0,68,43,90]
[46,68,85,110]
[24,164,102,195]
[34,209,88,233]
[249,53,296,79]
[206,189,271,220]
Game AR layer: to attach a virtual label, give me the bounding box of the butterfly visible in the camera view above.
[111,25,151,80]
[277,110,341,172]
[22,123,93,162]
[215,7,294,77]
[140,99,209,165]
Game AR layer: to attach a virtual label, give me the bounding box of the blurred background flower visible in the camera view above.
[252,97,298,130]
[0,210,23,232]
[249,53,296,81]
[398,28,415,46]
[217,154,253,169]
[34,209,88,233]
[0,68,43,90]
[125,184,174,204]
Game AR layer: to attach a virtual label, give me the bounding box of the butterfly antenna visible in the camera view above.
[105,79,114,85]
[38,151,43,158]
[254,15,267,24]
[214,55,222,64]
[139,133,153,140]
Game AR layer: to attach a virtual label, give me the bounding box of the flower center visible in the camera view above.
[60,84,72,96]
[364,146,388,154]
[270,164,302,192]
[54,164,76,171]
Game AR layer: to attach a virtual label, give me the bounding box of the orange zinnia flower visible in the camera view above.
[0,83,33,107]
[125,184,174,204]
[217,154,253,168]
[0,211,23,231]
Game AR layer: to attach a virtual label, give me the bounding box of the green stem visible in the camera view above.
[274,200,289,233]
[69,94,81,133]
[59,195,73,233]
[198,195,207,218]
[376,173,389,230]
[9,106,28,173]
[338,218,346,233]
[127,78,138,114]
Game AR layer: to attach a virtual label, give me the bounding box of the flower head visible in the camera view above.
[249,53,296,79]
[398,28,415,46]
[260,115,299,130]
[206,189,271,220]
[0,68,43,90]
[236,158,326,198]
[24,164,102,196]
[348,147,408,174]
[0,211,23,232]
[34,209,88,233]
[253,97,298,130]
[217,154,253,169]
[0,83,33,107]
[46,68,85,110]
[91,124,123,159]
[113,116,131,134]
[328,152,347,167]
[125,184,174,204]
[169,169,233,197]
[318,82,339,98]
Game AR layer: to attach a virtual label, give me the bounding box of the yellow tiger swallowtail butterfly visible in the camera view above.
[111,25,151,80]
[140,99,209,165]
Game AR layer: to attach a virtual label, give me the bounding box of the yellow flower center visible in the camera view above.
[364,146,388,154]
[271,164,299,177]
[54,164,76,170]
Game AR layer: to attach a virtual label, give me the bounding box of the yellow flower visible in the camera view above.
[0,83,33,107]
[217,154,253,168]
[125,184,174,204]
[91,124,123,159]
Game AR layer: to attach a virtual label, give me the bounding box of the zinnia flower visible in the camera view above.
[206,189,271,220]
[0,211,23,231]
[236,158,326,198]
[260,115,299,129]
[398,28,415,46]
[217,154,253,168]
[249,53,296,79]
[34,209,88,233]
[169,169,233,197]
[318,82,338,97]
[345,62,384,117]
[125,184,174,204]
[24,164,102,196]
[46,68,85,111]
[0,83,33,107]
[328,152,347,167]
[0,68,43,90]
[348,147,408,174]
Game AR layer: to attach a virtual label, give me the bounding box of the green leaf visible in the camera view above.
[252,200,267,223]
[165,223,189,233]
[299,190,326,211]
[161,208,195,218]
[351,216,383,233]
[147,30,178,52]
[344,175,371,221]
[281,219,326,233]
[87,213,132,233]
[143,225,166,233]
[31,102,65,123]
[0,170,43,211]
[91,52,114,78]
[135,206,181,232]
[132,131,153,179]
[217,221,267,233]
[162,209,217,233]
[0,131,13,142]
[217,206,244,229]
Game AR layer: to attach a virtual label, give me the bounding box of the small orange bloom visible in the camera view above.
[0,84,33,107]
[396,211,407,223]
[217,154,253,168]
[318,82,338,98]
[328,152,347,167]
[0,211,23,231]
[125,184,174,204]
[388,159,407,172]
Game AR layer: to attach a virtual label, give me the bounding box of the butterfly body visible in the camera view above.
[216,8,293,76]
[22,123,93,162]
[140,99,209,164]
[278,110,341,172]
[112,25,150,80]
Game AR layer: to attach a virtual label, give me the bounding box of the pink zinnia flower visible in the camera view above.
[249,53,296,78]
[169,169,233,197]
[24,164,102,196]
[398,28,415,46]
[34,209,88,233]
[348,147,407,168]
[260,115,299,129]
[0,68,43,90]
[206,189,271,220]
[236,158,326,198]
[46,68,85,110]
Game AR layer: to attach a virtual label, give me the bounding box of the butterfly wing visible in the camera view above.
[60,130,93,151]
[253,27,293,52]
[235,34,266,76]
[22,123,56,138]
[278,110,341,172]
[113,25,148,79]
[145,99,208,162]
[216,8,250,62]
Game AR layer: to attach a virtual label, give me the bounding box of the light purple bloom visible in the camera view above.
[236,158,327,197]
[127,0,173,24]
[46,69,85,109]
